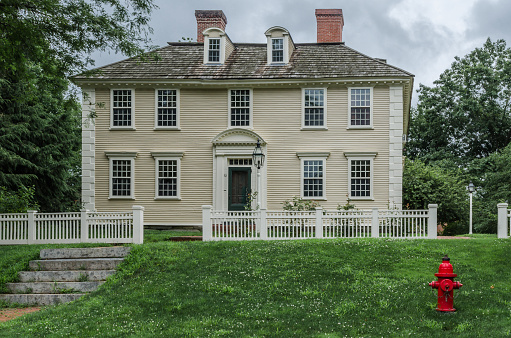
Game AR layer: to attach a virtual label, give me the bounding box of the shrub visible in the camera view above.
[0,185,39,213]
[282,196,319,211]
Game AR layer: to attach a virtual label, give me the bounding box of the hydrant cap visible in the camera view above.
[435,254,457,278]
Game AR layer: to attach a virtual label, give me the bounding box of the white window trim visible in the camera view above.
[302,88,328,130]
[154,89,180,130]
[228,88,253,129]
[204,36,225,65]
[345,152,377,201]
[297,153,330,200]
[105,152,137,200]
[110,88,135,130]
[152,152,184,200]
[347,87,374,130]
[266,34,289,65]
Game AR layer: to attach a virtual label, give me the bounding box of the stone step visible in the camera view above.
[19,270,116,282]
[0,293,85,306]
[29,258,125,271]
[39,246,131,260]
[6,281,104,294]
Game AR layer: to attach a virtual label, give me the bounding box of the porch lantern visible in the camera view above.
[468,182,475,235]
[252,139,265,169]
[252,139,265,209]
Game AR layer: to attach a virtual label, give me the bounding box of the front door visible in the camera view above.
[228,167,252,211]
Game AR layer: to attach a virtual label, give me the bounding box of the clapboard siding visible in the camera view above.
[92,85,394,224]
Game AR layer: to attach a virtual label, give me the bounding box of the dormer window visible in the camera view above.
[265,26,295,65]
[208,38,221,62]
[272,38,284,63]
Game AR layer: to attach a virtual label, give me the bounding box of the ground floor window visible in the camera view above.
[152,152,183,199]
[297,152,330,200]
[105,152,137,199]
[345,153,376,200]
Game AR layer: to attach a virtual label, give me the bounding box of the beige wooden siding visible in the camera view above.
[92,85,392,225]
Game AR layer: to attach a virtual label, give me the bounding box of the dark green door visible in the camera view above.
[228,167,252,211]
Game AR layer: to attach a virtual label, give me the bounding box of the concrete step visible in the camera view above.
[40,246,131,260]
[0,293,85,306]
[29,258,125,271]
[19,270,116,282]
[7,281,104,294]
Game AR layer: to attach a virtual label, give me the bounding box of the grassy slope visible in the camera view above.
[0,236,510,337]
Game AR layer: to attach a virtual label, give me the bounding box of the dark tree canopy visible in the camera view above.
[0,0,156,211]
[406,38,511,165]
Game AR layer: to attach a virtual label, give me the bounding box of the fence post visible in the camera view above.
[260,209,267,240]
[428,204,438,239]
[316,207,323,238]
[371,208,379,238]
[202,205,212,241]
[80,209,89,243]
[132,205,144,244]
[497,203,509,239]
[27,210,37,244]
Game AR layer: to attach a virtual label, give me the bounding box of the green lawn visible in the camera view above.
[0,235,510,336]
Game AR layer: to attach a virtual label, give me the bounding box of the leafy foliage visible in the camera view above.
[0,185,39,213]
[403,159,468,234]
[282,196,320,211]
[406,38,511,166]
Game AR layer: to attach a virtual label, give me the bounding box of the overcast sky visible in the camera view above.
[91,0,511,106]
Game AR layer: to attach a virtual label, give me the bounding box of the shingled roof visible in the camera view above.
[74,42,413,81]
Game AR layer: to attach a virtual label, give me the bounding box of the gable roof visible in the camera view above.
[73,42,413,81]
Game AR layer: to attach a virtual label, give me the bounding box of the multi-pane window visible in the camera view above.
[350,159,371,198]
[230,89,251,127]
[112,90,132,127]
[350,88,371,126]
[272,38,284,63]
[208,38,220,62]
[157,160,178,197]
[304,89,325,127]
[112,160,132,197]
[303,160,324,198]
[157,90,177,127]
[229,159,253,166]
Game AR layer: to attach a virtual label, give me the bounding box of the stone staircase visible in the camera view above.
[0,246,131,306]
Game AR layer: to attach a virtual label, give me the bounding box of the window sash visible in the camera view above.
[303,159,324,198]
[350,88,371,126]
[112,160,132,197]
[350,159,371,197]
[208,38,220,62]
[230,89,251,127]
[304,89,325,127]
[157,160,178,197]
[112,90,132,127]
[157,89,177,127]
[272,38,284,63]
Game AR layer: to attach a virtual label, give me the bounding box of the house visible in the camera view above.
[73,9,414,227]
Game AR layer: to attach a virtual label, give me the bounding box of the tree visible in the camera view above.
[403,159,468,235]
[406,38,511,166]
[0,0,156,211]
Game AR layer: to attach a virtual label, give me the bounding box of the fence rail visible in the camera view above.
[497,203,511,239]
[0,206,144,245]
[202,205,438,241]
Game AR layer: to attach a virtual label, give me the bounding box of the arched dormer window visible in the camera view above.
[203,27,234,65]
[265,26,295,65]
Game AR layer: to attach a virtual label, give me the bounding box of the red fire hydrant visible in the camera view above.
[429,255,463,312]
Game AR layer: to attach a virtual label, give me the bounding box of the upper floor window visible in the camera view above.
[155,89,179,129]
[272,38,284,63]
[229,89,252,127]
[349,88,372,128]
[208,38,221,63]
[303,89,326,128]
[111,89,134,128]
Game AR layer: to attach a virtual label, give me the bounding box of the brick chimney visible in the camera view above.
[315,9,344,43]
[195,10,227,43]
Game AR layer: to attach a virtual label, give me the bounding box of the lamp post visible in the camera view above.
[252,139,265,209]
[468,182,475,235]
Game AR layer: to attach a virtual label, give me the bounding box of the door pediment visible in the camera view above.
[212,128,266,146]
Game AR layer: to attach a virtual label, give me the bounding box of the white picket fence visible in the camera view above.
[0,206,144,245]
[202,204,438,241]
[497,203,511,238]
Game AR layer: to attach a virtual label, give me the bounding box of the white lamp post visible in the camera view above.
[468,182,475,235]
[252,139,265,209]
